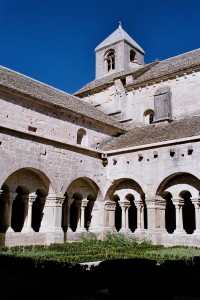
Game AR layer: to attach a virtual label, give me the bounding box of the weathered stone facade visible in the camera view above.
[1,24,200,246]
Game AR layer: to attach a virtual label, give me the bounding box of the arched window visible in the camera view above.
[104,50,115,72]
[144,109,154,125]
[130,49,136,62]
[77,128,87,146]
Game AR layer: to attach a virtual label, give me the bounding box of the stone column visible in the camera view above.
[76,200,82,231]
[21,194,33,232]
[40,196,65,232]
[146,196,166,232]
[172,198,185,233]
[77,199,88,232]
[0,190,9,232]
[134,199,144,231]
[66,197,74,233]
[191,198,200,233]
[6,192,17,232]
[22,193,36,232]
[104,200,116,230]
[119,200,130,232]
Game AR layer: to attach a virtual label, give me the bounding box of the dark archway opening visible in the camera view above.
[164,193,176,233]
[11,194,25,232]
[182,192,195,234]
[128,196,137,232]
[114,198,121,231]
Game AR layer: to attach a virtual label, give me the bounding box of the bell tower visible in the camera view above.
[95,23,145,79]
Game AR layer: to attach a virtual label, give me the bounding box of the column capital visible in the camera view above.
[191,198,200,207]
[172,197,184,207]
[9,192,17,201]
[134,199,144,209]
[104,200,116,211]
[119,200,130,209]
[29,193,37,203]
[82,199,89,208]
[45,196,65,206]
[146,196,166,209]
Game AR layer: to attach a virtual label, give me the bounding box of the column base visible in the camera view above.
[173,228,186,234]
[76,227,88,233]
[119,228,132,234]
[21,228,35,233]
[193,229,200,234]
[6,227,14,233]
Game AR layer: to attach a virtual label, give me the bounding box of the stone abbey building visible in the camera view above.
[1,24,200,246]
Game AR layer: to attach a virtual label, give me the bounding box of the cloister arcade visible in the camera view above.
[0,168,200,246]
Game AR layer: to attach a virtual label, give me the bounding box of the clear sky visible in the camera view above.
[0,0,200,94]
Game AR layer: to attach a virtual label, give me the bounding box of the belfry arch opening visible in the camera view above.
[104,49,115,72]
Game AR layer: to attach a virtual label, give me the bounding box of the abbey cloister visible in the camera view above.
[1,24,200,246]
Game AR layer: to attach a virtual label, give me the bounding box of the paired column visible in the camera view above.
[191,198,200,233]
[135,199,145,231]
[76,199,88,232]
[6,192,17,232]
[172,198,185,233]
[22,193,36,232]
[119,200,130,232]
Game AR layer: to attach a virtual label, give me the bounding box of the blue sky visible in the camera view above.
[0,0,200,94]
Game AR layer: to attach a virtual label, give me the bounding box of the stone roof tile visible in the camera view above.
[75,48,200,95]
[0,66,126,132]
[74,62,157,95]
[133,48,200,85]
[101,116,200,150]
[95,24,144,54]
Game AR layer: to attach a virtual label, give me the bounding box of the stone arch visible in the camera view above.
[77,128,87,146]
[0,161,59,195]
[104,178,146,232]
[105,178,145,201]
[143,109,154,125]
[63,177,100,232]
[104,49,115,72]
[151,166,200,197]
[1,167,52,233]
[156,172,200,234]
[156,172,200,197]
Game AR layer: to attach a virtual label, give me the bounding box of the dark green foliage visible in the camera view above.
[0,232,200,265]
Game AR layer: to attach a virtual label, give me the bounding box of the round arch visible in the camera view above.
[156,172,200,197]
[2,167,53,195]
[0,162,59,195]
[104,178,145,201]
[152,166,200,197]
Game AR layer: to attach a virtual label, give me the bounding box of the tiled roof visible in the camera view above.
[75,48,200,96]
[0,66,126,132]
[74,62,158,95]
[100,116,200,150]
[132,48,200,86]
[95,24,144,53]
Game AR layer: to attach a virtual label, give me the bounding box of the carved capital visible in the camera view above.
[146,196,166,209]
[172,198,184,208]
[104,200,116,211]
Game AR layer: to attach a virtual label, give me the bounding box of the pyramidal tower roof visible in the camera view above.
[95,23,145,54]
